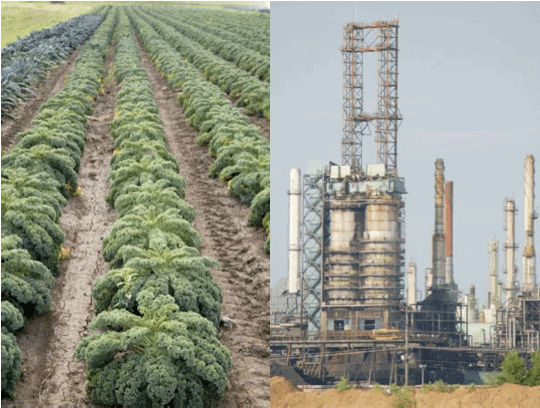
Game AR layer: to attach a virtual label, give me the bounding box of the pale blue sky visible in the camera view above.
[270,1,540,308]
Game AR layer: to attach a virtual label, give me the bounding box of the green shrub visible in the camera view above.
[468,383,476,391]
[389,384,417,408]
[336,377,353,391]
[524,350,540,386]
[498,351,526,385]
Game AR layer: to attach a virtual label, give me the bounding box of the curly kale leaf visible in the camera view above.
[1,327,22,398]
[74,296,232,408]
[1,301,25,333]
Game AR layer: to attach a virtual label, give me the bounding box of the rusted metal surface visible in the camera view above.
[341,18,401,176]
[522,154,537,294]
[432,159,446,288]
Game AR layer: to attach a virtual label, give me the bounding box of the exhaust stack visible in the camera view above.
[431,159,446,288]
[444,181,454,285]
[504,198,518,301]
[488,240,500,309]
[288,168,302,294]
[522,155,537,295]
[407,261,417,309]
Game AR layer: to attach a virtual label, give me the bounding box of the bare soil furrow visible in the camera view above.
[230,97,270,141]
[135,34,270,408]
[2,47,118,408]
[1,48,81,154]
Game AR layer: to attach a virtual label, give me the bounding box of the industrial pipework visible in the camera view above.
[504,198,518,302]
[431,159,446,288]
[288,168,302,294]
[522,155,537,296]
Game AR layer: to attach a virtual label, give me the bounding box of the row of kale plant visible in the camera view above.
[158,5,269,57]
[1,6,110,119]
[131,6,270,119]
[129,8,270,254]
[74,10,232,407]
[1,8,117,398]
[143,7,269,81]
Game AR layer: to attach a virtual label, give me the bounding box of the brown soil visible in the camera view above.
[136,35,270,407]
[1,46,117,408]
[1,48,81,154]
[231,98,270,141]
[271,377,540,408]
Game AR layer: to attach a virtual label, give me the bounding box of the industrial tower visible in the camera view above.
[299,18,405,337]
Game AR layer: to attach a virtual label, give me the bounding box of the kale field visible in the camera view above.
[1,4,269,407]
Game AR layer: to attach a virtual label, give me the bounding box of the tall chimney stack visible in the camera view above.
[522,155,537,295]
[504,198,518,302]
[288,168,302,294]
[444,180,454,285]
[407,261,417,309]
[488,240,500,309]
[432,159,446,287]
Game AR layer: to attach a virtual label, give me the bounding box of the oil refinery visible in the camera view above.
[270,18,539,386]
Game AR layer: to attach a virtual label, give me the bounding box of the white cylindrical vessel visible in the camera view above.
[407,262,417,309]
[288,168,302,294]
[488,240,499,308]
[505,198,517,301]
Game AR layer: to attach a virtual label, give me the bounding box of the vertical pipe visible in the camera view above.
[444,181,454,284]
[522,155,536,295]
[288,168,302,293]
[407,261,417,308]
[489,240,499,308]
[505,199,517,302]
[432,159,446,287]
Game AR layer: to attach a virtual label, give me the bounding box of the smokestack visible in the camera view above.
[288,168,302,294]
[488,240,500,309]
[407,261,417,308]
[469,285,478,323]
[504,198,518,301]
[444,181,454,285]
[522,155,537,295]
[432,159,446,287]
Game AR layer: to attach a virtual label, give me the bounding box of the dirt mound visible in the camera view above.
[416,383,540,408]
[271,379,540,408]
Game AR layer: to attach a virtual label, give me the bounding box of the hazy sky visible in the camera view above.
[270,1,540,309]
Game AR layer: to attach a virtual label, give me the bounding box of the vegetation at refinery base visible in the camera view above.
[497,350,540,386]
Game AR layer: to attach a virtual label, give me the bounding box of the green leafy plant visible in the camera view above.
[74,294,232,408]
[336,377,353,391]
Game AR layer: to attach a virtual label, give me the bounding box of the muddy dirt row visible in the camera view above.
[136,34,270,407]
[2,29,270,408]
[1,49,81,154]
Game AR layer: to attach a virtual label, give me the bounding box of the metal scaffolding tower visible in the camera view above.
[341,18,401,176]
[300,173,324,335]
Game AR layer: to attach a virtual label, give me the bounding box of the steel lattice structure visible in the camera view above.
[300,173,324,335]
[341,18,401,176]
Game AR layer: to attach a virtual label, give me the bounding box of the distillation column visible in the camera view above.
[504,198,518,302]
[431,159,446,288]
[407,261,417,309]
[444,181,455,285]
[288,168,302,294]
[488,240,500,309]
[522,155,537,296]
